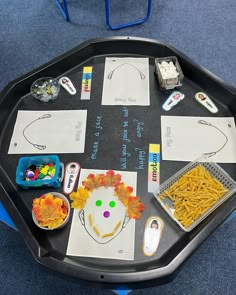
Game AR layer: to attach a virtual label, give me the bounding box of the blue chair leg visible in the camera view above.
[105,0,152,30]
[54,0,70,21]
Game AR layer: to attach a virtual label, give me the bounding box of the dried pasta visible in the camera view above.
[159,165,228,228]
[89,214,93,227]
[92,225,101,237]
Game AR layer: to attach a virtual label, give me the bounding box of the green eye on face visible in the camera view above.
[109,201,116,208]
[96,200,102,207]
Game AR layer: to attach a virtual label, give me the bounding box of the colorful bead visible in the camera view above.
[109,201,116,208]
[24,162,56,181]
[39,173,45,179]
[103,211,110,218]
[26,170,35,179]
[96,200,102,207]
[34,168,40,178]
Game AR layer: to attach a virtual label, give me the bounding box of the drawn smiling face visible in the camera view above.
[79,187,129,244]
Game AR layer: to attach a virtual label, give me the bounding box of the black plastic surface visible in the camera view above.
[0,37,235,289]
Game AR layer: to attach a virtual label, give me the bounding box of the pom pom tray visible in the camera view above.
[0,37,236,289]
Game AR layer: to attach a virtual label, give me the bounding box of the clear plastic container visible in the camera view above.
[155,56,184,91]
[153,156,236,231]
[31,77,60,102]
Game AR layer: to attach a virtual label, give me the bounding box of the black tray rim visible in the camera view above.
[0,36,236,289]
[1,36,236,98]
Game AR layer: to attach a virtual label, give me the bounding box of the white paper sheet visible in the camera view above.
[8,110,87,154]
[66,169,137,260]
[102,57,150,106]
[161,116,236,163]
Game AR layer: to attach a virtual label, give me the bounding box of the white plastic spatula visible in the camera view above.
[59,77,76,95]
[195,92,218,113]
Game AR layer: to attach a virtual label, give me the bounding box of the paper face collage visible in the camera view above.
[67,169,137,260]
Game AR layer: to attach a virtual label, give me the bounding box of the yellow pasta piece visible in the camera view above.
[113,221,122,233]
[101,232,114,239]
[89,214,93,227]
[101,221,122,239]
[93,225,101,237]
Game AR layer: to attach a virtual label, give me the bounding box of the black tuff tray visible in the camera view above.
[0,37,235,289]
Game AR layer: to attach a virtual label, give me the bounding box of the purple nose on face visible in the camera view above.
[103,211,110,218]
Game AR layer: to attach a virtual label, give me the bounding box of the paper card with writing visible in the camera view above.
[161,116,236,163]
[8,110,87,154]
[102,57,150,106]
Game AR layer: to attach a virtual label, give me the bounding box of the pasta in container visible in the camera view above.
[153,156,236,231]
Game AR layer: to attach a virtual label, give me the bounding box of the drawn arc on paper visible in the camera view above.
[79,209,130,244]
[198,120,229,158]
[21,114,52,150]
[107,63,146,80]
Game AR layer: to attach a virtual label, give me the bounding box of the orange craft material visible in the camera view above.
[32,193,68,229]
[69,170,145,219]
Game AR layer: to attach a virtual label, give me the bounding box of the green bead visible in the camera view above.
[38,173,45,179]
[109,201,116,208]
[96,200,102,207]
